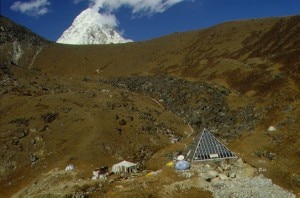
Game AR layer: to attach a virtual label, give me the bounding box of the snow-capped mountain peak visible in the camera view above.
[57,8,132,45]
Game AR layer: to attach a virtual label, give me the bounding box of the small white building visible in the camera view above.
[112,160,137,174]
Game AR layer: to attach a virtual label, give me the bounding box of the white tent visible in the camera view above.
[112,160,137,174]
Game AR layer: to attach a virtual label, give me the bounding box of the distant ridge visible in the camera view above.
[0,15,48,45]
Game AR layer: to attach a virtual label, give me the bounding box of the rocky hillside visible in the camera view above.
[0,16,48,45]
[0,15,299,197]
[0,15,49,78]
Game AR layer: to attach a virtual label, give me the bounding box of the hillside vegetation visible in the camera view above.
[0,15,299,197]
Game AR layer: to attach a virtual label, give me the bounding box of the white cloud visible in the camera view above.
[89,0,185,15]
[90,8,118,27]
[73,0,186,39]
[10,0,51,16]
[83,0,185,38]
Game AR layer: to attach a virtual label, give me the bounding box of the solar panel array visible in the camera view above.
[192,129,236,162]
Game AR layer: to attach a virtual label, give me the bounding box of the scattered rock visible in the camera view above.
[229,172,236,178]
[15,128,28,139]
[30,154,38,163]
[207,170,219,178]
[218,173,228,180]
[211,177,220,183]
[65,164,75,171]
[119,119,127,126]
[201,170,219,180]
[216,167,223,173]
[189,160,295,198]
[255,150,276,160]
[29,128,37,132]
[115,127,122,135]
[258,167,267,172]
[235,158,244,167]
[31,139,36,145]
[205,164,211,169]
[42,112,58,123]
[220,161,231,170]
[9,117,30,126]
[11,137,19,145]
[102,75,260,140]
[211,180,225,188]
[39,124,49,132]
[291,174,300,187]
[170,137,179,144]
[212,175,295,198]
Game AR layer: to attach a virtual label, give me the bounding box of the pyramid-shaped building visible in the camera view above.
[192,128,237,162]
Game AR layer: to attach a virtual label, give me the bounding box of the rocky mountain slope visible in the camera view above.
[0,16,49,76]
[56,8,132,44]
[0,15,299,197]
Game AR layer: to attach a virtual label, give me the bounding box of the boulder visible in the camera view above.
[208,170,219,178]
[230,172,236,178]
[15,128,28,139]
[211,177,220,183]
[65,164,75,171]
[235,158,244,167]
[218,173,228,180]
[201,170,219,180]
[216,167,223,173]
[42,112,58,123]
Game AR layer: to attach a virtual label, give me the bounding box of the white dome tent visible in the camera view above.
[112,160,137,174]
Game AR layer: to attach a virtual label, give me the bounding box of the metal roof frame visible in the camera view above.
[192,128,237,162]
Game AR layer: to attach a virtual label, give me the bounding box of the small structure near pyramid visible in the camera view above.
[191,128,236,162]
[112,160,137,174]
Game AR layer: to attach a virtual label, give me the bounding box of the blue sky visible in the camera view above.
[1,0,300,42]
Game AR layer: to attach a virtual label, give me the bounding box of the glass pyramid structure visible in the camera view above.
[192,128,237,162]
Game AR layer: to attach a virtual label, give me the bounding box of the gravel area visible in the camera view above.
[173,159,295,198]
[211,175,295,198]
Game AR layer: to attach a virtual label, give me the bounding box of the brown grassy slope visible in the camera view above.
[32,16,299,96]
[0,15,299,196]
[32,15,300,194]
[0,68,192,196]
[30,17,279,75]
